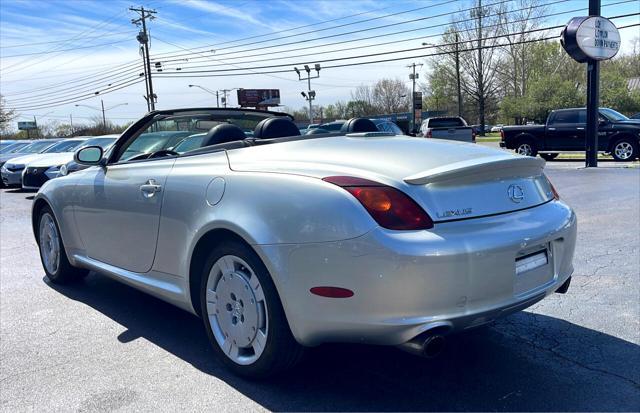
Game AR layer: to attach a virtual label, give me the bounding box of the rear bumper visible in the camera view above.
[499,141,506,148]
[257,200,577,347]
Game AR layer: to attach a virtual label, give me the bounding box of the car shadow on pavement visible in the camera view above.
[46,272,640,412]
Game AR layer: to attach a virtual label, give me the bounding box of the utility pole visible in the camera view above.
[474,0,486,136]
[585,0,600,167]
[130,6,157,111]
[295,64,321,124]
[407,62,423,134]
[454,33,463,117]
[69,114,73,133]
[101,99,107,130]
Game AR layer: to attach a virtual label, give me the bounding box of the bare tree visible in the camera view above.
[495,0,549,123]
[452,0,502,131]
[0,95,16,135]
[372,78,410,114]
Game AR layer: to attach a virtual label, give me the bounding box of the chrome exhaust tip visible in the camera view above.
[398,332,447,358]
[422,334,446,358]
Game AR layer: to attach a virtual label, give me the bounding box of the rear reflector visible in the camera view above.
[323,176,434,230]
[310,286,354,298]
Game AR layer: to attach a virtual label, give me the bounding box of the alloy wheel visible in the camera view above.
[614,142,634,160]
[205,255,268,365]
[39,213,60,275]
[517,143,532,156]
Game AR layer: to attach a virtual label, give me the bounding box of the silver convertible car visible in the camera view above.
[33,108,576,378]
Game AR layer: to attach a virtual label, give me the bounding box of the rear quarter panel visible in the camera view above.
[152,151,377,279]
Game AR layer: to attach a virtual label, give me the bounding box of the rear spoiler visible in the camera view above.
[404,155,545,185]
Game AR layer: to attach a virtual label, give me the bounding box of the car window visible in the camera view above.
[81,137,117,149]
[428,118,465,128]
[577,110,587,124]
[1,142,29,153]
[173,134,207,153]
[114,110,290,162]
[320,122,344,131]
[20,141,58,154]
[386,122,403,134]
[43,140,85,153]
[550,110,579,124]
[599,108,629,121]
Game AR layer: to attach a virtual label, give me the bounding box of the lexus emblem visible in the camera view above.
[508,184,525,203]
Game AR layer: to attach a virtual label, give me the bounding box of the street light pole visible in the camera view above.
[101,99,106,130]
[295,64,321,124]
[75,101,128,131]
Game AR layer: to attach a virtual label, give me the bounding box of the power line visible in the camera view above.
[148,2,598,72]
[5,70,143,105]
[0,30,137,49]
[0,38,135,58]
[150,0,461,59]
[152,24,571,75]
[151,1,397,51]
[151,0,632,70]
[152,21,640,79]
[0,9,130,75]
[9,78,146,111]
[1,61,142,97]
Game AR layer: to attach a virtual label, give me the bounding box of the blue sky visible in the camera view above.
[1,0,639,127]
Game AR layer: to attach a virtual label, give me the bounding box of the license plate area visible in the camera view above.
[514,246,554,296]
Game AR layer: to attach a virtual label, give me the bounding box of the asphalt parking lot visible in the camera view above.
[1,162,639,412]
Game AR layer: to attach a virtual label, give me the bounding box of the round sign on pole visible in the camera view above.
[561,16,621,63]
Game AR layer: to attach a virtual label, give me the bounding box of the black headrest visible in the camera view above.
[254,117,300,139]
[201,124,246,147]
[340,118,378,133]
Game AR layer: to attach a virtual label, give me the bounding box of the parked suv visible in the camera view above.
[501,108,640,161]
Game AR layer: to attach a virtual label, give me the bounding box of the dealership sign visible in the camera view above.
[561,16,620,63]
[237,89,281,107]
[17,121,37,130]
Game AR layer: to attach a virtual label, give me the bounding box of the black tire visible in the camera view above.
[540,153,559,161]
[610,138,638,162]
[515,138,538,157]
[199,240,304,379]
[36,206,88,284]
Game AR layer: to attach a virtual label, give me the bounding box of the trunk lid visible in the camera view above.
[228,135,554,221]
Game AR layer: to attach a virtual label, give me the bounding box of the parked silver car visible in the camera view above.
[1,139,64,187]
[33,108,576,378]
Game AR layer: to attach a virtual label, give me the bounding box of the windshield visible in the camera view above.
[43,139,85,153]
[0,142,29,154]
[81,137,117,149]
[173,134,206,153]
[21,141,58,154]
[600,108,629,121]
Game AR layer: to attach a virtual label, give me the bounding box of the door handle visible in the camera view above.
[576,127,585,130]
[140,179,162,198]
[548,127,556,131]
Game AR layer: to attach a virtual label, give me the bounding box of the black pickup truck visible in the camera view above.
[500,108,640,161]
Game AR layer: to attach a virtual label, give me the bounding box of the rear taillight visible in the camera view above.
[472,129,477,142]
[323,176,434,230]
[426,129,432,138]
[550,182,560,200]
[500,129,505,141]
[546,175,560,200]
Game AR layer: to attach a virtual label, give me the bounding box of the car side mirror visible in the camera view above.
[75,146,105,166]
